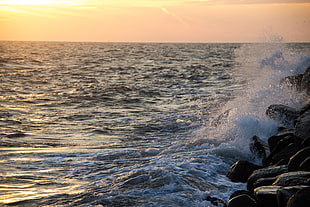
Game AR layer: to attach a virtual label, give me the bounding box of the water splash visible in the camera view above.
[196,43,309,162]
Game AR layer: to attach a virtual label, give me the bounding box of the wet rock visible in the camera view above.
[263,143,299,166]
[301,66,310,95]
[288,147,310,171]
[294,110,310,146]
[277,186,309,207]
[266,104,299,126]
[253,177,277,189]
[247,165,288,191]
[205,196,227,207]
[250,136,270,159]
[281,74,303,91]
[300,157,310,171]
[254,186,280,207]
[267,130,295,153]
[229,190,254,200]
[227,194,257,207]
[300,103,310,115]
[286,187,310,207]
[273,171,310,186]
[227,160,261,183]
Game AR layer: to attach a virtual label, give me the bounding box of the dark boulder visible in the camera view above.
[250,136,270,159]
[254,186,280,207]
[227,160,261,183]
[205,196,227,207]
[301,66,310,95]
[266,104,299,126]
[277,186,310,207]
[247,165,288,191]
[288,147,310,171]
[227,194,257,207]
[300,156,310,171]
[286,187,310,207]
[253,177,277,189]
[272,171,310,186]
[280,74,303,91]
[267,130,295,153]
[263,143,299,166]
[294,110,310,146]
[300,103,310,115]
[229,190,255,200]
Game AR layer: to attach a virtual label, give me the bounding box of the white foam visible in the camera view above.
[195,44,309,162]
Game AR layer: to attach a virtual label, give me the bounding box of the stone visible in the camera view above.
[227,160,261,183]
[254,186,280,207]
[267,131,295,153]
[300,103,310,115]
[227,194,257,207]
[250,136,270,159]
[286,187,310,207]
[300,156,310,171]
[205,196,227,207]
[273,171,310,186]
[294,110,310,146]
[229,190,254,200]
[247,165,288,191]
[277,186,310,207]
[301,66,310,95]
[288,147,310,171]
[280,74,303,91]
[266,104,299,127]
[263,143,299,166]
[253,177,277,189]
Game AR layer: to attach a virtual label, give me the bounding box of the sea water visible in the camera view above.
[0,42,309,206]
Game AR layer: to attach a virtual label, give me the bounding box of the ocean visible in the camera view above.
[0,42,309,206]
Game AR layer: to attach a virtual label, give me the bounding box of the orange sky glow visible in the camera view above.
[0,0,309,42]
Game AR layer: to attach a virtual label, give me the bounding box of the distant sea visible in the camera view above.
[0,42,309,206]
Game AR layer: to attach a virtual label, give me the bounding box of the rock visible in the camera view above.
[288,147,310,171]
[277,186,310,207]
[267,130,295,153]
[247,165,288,191]
[300,157,310,171]
[229,190,254,200]
[286,187,310,207]
[263,143,299,166]
[301,66,310,95]
[294,110,310,146]
[250,136,270,159]
[254,186,280,207]
[227,160,261,183]
[227,194,257,207]
[300,103,310,115]
[205,196,227,207]
[280,74,303,91]
[253,177,277,189]
[272,171,310,186]
[266,104,299,126]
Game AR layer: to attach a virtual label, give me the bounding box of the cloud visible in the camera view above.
[160,7,187,24]
[186,0,310,5]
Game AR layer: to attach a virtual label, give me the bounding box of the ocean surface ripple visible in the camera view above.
[0,42,309,206]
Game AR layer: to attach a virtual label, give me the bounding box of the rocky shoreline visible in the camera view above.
[224,66,310,207]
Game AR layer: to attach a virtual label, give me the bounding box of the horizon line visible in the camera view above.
[1,40,310,44]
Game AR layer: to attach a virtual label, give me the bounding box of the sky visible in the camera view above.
[0,0,309,42]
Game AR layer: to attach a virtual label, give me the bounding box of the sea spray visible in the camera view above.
[196,43,309,163]
[1,42,309,207]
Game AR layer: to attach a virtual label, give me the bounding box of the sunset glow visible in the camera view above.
[1,0,309,42]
